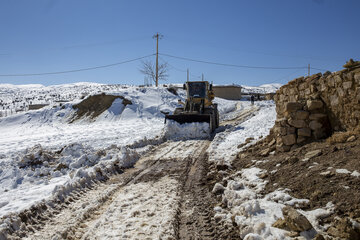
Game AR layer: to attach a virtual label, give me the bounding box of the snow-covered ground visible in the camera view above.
[0,83,237,219]
[2,82,334,240]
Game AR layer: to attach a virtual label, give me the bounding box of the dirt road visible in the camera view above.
[5,103,258,240]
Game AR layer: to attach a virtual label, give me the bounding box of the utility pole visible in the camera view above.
[187,69,189,82]
[308,64,310,77]
[202,73,204,81]
[153,33,163,87]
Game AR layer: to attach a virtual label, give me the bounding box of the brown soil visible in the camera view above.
[70,93,132,122]
[233,132,360,235]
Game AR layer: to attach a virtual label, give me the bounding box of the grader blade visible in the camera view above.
[165,114,211,124]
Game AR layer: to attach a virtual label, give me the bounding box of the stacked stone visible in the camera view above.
[317,66,360,131]
[274,60,360,129]
[273,100,330,152]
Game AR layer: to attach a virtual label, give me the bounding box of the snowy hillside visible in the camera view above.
[241,83,282,94]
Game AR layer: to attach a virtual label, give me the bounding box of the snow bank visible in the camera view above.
[0,143,140,218]
[208,101,276,165]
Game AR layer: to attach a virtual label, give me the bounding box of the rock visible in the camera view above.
[295,110,309,120]
[305,149,322,159]
[288,119,307,128]
[282,134,297,146]
[212,183,225,195]
[297,136,307,144]
[309,121,322,130]
[347,135,356,142]
[268,139,276,146]
[327,218,360,240]
[272,218,288,229]
[286,102,303,113]
[330,94,339,106]
[276,144,291,152]
[298,128,311,137]
[343,81,353,90]
[287,127,296,135]
[309,113,327,121]
[260,148,271,157]
[282,206,313,232]
[355,73,360,83]
[314,234,325,240]
[307,100,323,110]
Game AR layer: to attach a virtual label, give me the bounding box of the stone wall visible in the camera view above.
[272,60,360,151]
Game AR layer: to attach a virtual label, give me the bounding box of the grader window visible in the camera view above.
[188,82,206,98]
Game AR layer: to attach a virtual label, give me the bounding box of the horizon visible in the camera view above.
[0,0,359,86]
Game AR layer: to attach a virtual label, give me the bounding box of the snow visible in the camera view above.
[164,121,210,140]
[0,82,340,239]
[0,82,248,219]
[81,176,179,239]
[241,83,282,94]
[0,85,184,218]
[351,170,360,177]
[336,168,351,174]
[208,100,276,165]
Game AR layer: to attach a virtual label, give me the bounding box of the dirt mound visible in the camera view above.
[234,131,360,238]
[70,93,131,122]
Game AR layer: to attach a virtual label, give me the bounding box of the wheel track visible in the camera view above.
[13,140,210,240]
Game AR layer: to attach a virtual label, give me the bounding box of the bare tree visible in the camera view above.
[139,60,169,85]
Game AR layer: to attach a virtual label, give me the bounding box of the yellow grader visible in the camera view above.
[165,81,219,132]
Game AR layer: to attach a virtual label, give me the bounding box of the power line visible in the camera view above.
[310,67,328,72]
[0,54,155,77]
[159,53,307,70]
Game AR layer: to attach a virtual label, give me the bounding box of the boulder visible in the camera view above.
[298,128,311,137]
[288,119,307,128]
[307,100,323,111]
[282,134,297,146]
[286,102,303,113]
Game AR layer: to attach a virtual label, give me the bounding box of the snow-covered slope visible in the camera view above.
[241,83,282,94]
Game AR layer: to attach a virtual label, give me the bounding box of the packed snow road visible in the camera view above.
[1,100,264,240]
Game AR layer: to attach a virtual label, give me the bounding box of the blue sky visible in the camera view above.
[0,0,359,86]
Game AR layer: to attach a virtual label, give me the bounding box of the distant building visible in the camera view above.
[213,85,242,100]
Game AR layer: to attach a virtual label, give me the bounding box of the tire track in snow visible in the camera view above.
[18,140,210,240]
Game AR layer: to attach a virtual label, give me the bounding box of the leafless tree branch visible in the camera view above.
[139,60,169,84]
